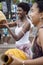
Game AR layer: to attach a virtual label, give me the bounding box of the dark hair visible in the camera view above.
[35,0,43,12]
[35,0,43,2]
[17,2,30,14]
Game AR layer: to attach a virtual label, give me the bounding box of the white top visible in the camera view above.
[15,19,32,46]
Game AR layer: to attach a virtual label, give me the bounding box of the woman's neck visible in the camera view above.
[37,21,43,29]
[20,15,27,22]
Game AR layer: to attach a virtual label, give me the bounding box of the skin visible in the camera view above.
[23,3,43,65]
[6,3,43,65]
[1,7,30,41]
[0,20,8,28]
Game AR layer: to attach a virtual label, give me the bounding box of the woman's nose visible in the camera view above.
[28,13,32,21]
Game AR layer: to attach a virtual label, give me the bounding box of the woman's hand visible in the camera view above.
[9,55,23,65]
[2,23,9,28]
[0,24,8,28]
[0,20,8,28]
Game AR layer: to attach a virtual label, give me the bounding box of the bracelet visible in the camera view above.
[22,61,25,65]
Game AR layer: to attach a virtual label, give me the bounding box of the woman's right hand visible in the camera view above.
[8,54,23,65]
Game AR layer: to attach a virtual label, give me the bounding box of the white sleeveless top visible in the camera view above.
[15,19,32,46]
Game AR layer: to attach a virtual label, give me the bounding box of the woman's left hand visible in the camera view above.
[2,23,9,28]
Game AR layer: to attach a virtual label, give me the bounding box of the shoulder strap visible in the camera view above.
[37,25,43,33]
[39,25,43,30]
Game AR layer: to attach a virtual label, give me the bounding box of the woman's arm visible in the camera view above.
[7,21,17,27]
[24,57,43,65]
[5,22,30,41]
[9,28,43,65]
[39,28,43,51]
[15,22,30,41]
[0,20,17,28]
[8,55,43,65]
[24,28,43,65]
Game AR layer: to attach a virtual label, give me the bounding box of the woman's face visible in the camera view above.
[17,7,26,18]
[29,3,40,26]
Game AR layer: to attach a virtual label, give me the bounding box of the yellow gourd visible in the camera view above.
[0,11,6,24]
[5,48,28,60]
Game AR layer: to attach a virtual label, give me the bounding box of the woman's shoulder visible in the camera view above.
[38,26,43,51]
[15,19,20,25]
[23,20,30,28]
[38,25,43,30]
[38,27,43,35]
[38,25,43,34]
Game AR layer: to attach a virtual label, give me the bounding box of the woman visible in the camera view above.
[6,0,43,65]
[3,2,31,46]
[1,2,33,60]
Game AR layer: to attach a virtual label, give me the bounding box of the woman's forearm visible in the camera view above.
[7,26,18,40]
[7,22,17,27]
[24,57,43,65]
